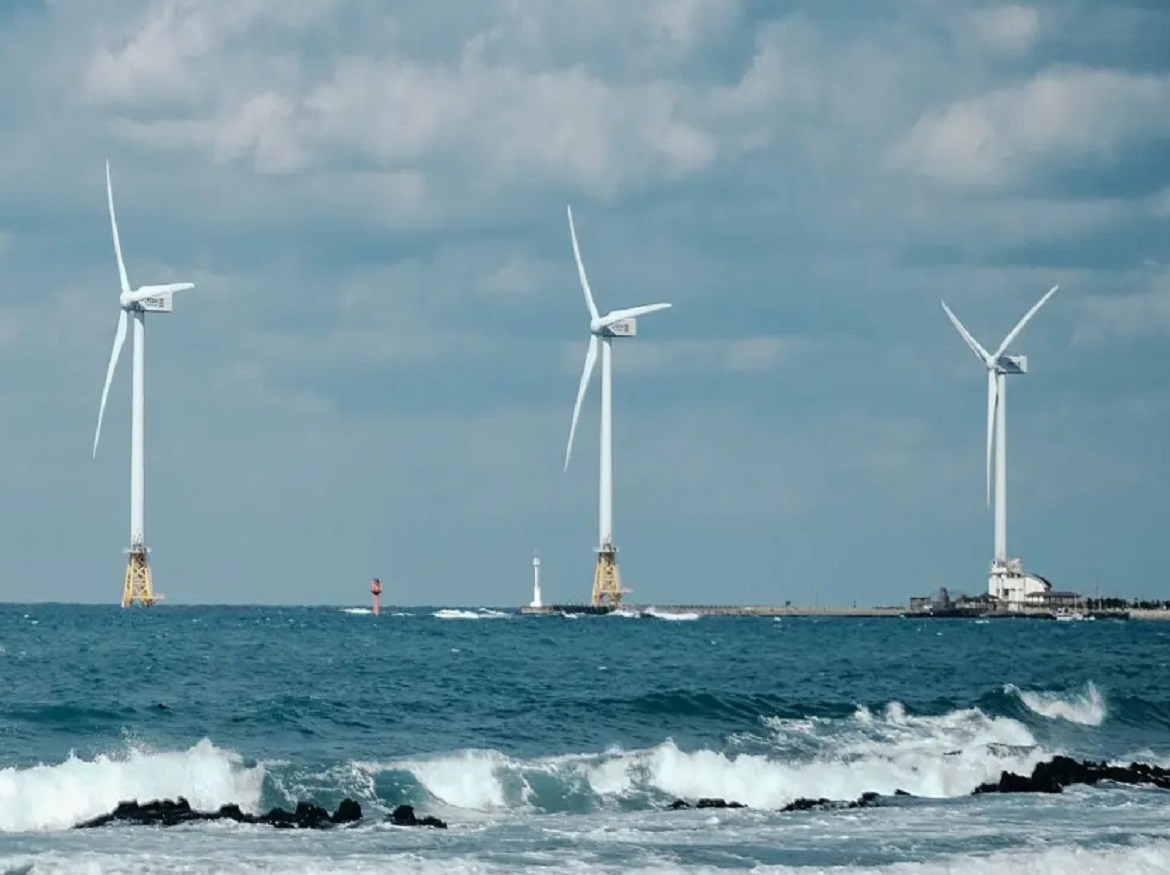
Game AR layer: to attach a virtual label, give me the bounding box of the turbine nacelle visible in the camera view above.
[118,283,193,312]
[589,314,640,337]
[994,354,1027,375]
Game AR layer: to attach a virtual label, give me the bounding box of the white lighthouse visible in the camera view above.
[531,553,543,608]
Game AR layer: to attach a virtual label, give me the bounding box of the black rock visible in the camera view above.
[333,798,363,824]
[781,797,832,812]
[386,804,448,829]
[781,792,885,813]
[975,755,1170,796]
[698,798,745,809]
[75,797,367,830]
[666,797,746,810]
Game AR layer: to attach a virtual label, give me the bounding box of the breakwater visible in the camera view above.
[518,604,1137,619]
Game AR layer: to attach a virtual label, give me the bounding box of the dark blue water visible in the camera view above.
[3,605,1170,873]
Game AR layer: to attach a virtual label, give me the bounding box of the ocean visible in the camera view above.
[2,605,1169,873]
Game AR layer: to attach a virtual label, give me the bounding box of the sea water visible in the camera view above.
[1,605,1169,873]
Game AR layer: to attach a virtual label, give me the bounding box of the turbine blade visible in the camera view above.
[993,284,1059,359]
[564,334,598,472]
[125,282,195,303]
[93,309,128,459]
[986,369,997,508]
[106,161,131,295]
[598,303,672,327]
[941,300,991,363]
[566,205,599,321]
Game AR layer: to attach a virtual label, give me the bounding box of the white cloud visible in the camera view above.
[1150,187,1170,220]
[1074,269,1170,341]
[889,67,1170,186]
[561,336,809,377]
[82,0,337,106]
[969,5,1040,54]
[73,1,793,200]
[641,0,742,53]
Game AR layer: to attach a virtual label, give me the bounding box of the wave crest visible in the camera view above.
[1005,682,1107,726]
[349,700,1046,813]
[0,739,264,833]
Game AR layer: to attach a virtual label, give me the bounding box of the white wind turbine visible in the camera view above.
[563,205,671,608]
[92,160,197,607]
[941,284,1059,601]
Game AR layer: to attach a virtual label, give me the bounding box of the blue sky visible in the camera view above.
[1,0,1168,606]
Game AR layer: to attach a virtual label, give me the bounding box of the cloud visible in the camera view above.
[78,0,771,198]
[889,67,1170,187]
[573,336,810,377]
[969,5,1041,54]
[1074,267,1170,341]
[1150,186,1170,220]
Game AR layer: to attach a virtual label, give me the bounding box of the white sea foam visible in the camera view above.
[643,608,700,622]
[0,738,264,832]
[1006,681,1107,726]
[340,607,372,615]
[432,609,510,620]
[9,840,1169,875]
[356,701,1047,814]
[393,749,514,811]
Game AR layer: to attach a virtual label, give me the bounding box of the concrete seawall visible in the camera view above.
[518,604,1137,619]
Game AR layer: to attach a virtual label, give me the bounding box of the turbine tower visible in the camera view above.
[941,284,1059,606]
[92,161,197,608]
[562,205,671,608]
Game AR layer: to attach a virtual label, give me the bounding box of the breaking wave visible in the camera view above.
[344,700,1047,814]
[1005,682,1107,726]
[644,608,701,622]
[433,609,510,620]
[0,698,1050,832]
[0,739,264,832]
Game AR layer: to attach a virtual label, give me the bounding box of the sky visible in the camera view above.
[1,0,1168,607]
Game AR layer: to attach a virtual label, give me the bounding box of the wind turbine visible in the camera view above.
[563,205,671,609]
[92,160,197,608]
[941,284,1058,604]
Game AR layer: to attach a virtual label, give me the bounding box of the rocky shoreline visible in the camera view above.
[73,756,1170,831]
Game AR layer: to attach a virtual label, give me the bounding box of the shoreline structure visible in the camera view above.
[518,603,1168,620]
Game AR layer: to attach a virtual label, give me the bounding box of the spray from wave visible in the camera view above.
[6,843,1170,875]
[643,608,700,622]
[349,700,1047,813]
[1005,682,1107,726]
[433,609,510,620]
[0,739,264,832]
[0,700,1063,832]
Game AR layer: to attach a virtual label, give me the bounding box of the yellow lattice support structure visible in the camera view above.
[122,546,155,607]
[591,546,627,608]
